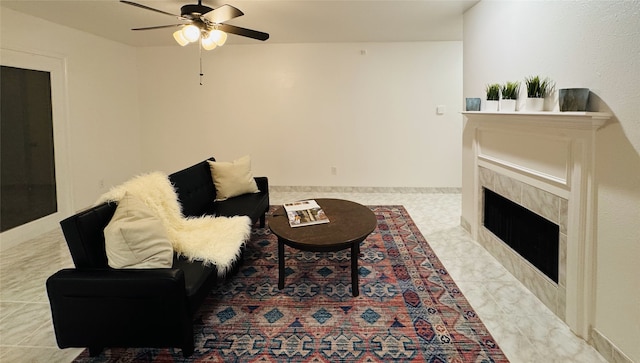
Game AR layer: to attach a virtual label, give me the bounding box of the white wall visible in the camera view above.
[0,7,143,211]
[462,1,640,361]
[137,42,463,188]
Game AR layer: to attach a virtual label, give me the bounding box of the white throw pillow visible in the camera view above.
[208,155,259,201]
[104,192,174,269]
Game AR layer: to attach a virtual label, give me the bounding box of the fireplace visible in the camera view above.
[477,165,567,321]
[462,111,610,339]
[483,187,559,283]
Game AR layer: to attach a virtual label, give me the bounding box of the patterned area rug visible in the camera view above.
[74,205,508,362]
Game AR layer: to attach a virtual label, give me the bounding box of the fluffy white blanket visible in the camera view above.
[96,172,251,275]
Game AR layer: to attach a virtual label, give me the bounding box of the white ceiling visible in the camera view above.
[0,0,478,46]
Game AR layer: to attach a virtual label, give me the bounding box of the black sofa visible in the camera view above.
[46,157,269,357]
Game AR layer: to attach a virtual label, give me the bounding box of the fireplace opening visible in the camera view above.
[483,188,559,283]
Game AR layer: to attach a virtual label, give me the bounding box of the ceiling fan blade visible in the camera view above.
[132,24,183,31]
[120,0,179,18]
[217,24,269,41]
[203,4,244,24]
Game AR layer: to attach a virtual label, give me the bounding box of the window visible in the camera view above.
[1,66,57,232]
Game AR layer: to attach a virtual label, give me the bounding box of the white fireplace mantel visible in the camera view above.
[462,111,610,130]
[463,110,611,340]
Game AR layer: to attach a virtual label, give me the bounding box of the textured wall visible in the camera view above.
[137,42,463,188]
[462,2,640,361]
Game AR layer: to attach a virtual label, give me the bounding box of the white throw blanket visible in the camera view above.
[96,172,251,274]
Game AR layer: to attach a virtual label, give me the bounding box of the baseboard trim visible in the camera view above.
[270,186,461,194]
[590,328,634,363]
[460,216,471,233]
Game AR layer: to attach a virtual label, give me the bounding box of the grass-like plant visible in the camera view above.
[524,76,555,98]
[501,81,520,100]
[485,83,500,101]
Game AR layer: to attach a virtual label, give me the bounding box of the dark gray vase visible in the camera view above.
[559,88,590,111]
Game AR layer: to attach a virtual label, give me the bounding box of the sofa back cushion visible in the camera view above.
[168,158,216,217]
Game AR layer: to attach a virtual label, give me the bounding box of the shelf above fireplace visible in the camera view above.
[462,111,611,130]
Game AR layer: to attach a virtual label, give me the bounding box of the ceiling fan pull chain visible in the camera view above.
[199,43,204,85]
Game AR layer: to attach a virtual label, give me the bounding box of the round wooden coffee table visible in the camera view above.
[268,198,377,297]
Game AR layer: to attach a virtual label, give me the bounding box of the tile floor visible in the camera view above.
[0,190,609,362]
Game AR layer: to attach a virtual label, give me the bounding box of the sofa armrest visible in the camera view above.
[255,176,269,193]
[47,268,186,297]
[46,268,194,353]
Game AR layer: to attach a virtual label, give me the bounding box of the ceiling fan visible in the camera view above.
[121,0,269,50]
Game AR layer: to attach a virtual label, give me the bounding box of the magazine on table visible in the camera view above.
[283,200,329,227]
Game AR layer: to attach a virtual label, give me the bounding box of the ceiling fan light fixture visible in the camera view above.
[173,30,190,46]
[181,24,201,42]
[201,33,218,50]
[209,29,228,46]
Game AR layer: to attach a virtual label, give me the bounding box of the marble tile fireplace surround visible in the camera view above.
[462,111,610,340]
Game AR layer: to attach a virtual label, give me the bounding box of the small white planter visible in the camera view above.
[500,99,517,112]
[485,100,499,112]
[526,98,545,112]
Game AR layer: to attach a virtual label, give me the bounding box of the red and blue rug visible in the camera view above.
[74,205,508,362]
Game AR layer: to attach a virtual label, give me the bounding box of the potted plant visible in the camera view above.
[485,83,500,112]
[524,76,554,111]
[500,81,520,112]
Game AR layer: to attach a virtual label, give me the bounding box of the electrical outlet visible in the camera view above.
[98,179,105,189]
[331,167,337,176]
